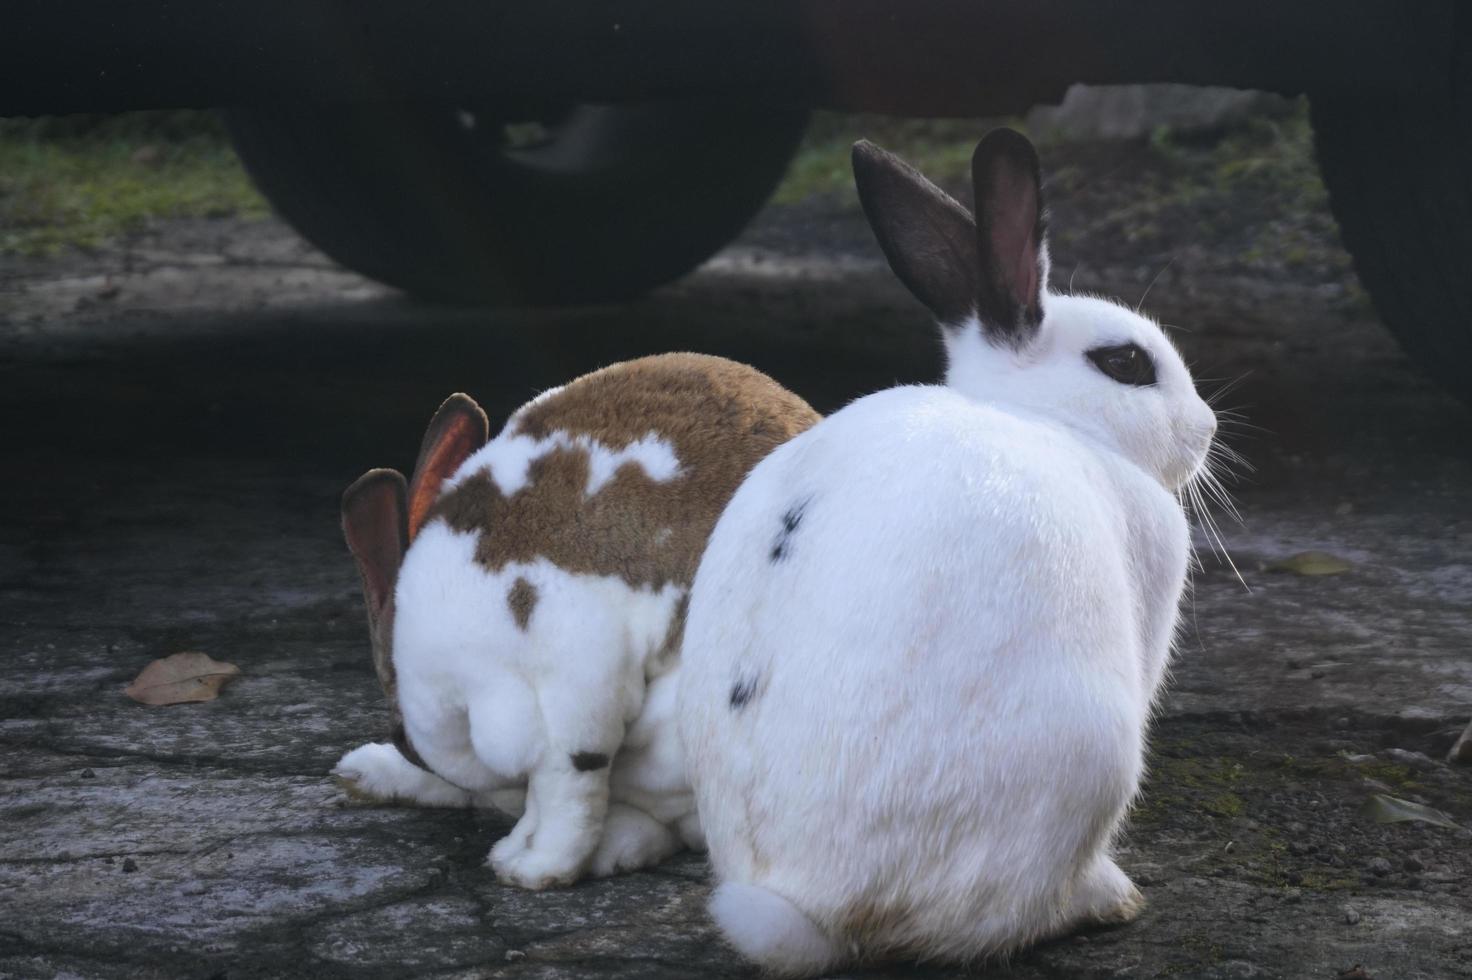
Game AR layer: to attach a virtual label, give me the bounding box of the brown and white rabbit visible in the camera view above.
[336,353,818,889]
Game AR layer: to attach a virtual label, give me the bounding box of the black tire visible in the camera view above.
[224,101,808,305]
[1311,67,1472,401]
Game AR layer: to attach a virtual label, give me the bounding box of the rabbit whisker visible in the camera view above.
[1183,457,1249,592]
[1136,257,1176,312]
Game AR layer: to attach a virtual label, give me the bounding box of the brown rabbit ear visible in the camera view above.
[406,393,489,539]
[342,468,408,620]
[971,128,1048,346]
[342,468,408,705]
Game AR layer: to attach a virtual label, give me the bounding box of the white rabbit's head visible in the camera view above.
[853,130,1216,491]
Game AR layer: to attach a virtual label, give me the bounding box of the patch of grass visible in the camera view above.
[1162,106,1329,218]
[774,103,1327,213]
[773,113,1011,205]
[1078,101,1350,280]
[0,111,267,256]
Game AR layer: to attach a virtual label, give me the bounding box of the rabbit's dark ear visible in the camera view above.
[971,128,1047,345]
[853,139,980,327]
[342,468,408,618]
[342,468,408,705]
[407,393,488,539]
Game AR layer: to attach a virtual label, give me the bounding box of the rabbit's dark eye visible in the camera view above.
[1086,343,1157,387]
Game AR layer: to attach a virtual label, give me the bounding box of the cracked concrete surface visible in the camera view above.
[2,163,1471,979]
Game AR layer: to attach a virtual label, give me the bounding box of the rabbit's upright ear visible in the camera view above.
[853,139,980,328]
[407,393,489,539]
[342,468,409,619]
[971,129,1047,346]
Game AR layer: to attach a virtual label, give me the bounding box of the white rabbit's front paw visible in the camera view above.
[488,816,535,866]
[488,834,585,890]
[588,804,680,877]
[332,742,473,808]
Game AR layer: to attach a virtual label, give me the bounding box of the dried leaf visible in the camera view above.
[1359,793,1462,831]
[1266,550,1353,576]
[124,652,241,706]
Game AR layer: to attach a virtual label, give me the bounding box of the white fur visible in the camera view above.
[609,672,700,828]
[332,742,524,813]
[588,803,682,877]
[392,517,692,888]
[447,429,682,497]
[678,293,1214,971]
[380,414,696,890]
[333,742,476,807]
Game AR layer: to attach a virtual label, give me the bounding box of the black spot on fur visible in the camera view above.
[729,675,759,710]
[768,499,809,563]
[570,751,610,772]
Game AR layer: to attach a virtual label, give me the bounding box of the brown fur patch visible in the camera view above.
[649,592,690,676]
[507,577,538,631]
[430,354,819,601]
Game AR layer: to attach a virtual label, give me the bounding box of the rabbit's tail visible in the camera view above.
[709,881,842,977]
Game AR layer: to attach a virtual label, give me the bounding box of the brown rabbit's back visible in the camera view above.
[429,353,818,624]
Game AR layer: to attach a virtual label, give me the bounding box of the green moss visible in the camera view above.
[0,111,267,256]
[1298,868,1360,891]
[1134,749,1254,832]
[1151,750,1247,790]
[1129,791,1180,826]
[773,112,1020,205]
[1348,760,1420,790]
[1203,792,1246,818]
[1085,101,1345,276]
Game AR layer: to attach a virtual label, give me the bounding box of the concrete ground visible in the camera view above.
[1,141,1470,979]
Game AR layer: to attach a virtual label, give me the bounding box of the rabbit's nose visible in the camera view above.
[1195,408,1218,443]
[1186,414,1217,456]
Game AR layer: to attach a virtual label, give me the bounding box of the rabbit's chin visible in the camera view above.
[1165,451,1213,494]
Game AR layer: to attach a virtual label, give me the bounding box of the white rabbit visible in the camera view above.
[677,130,1219,974]
[336,353,818,889]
